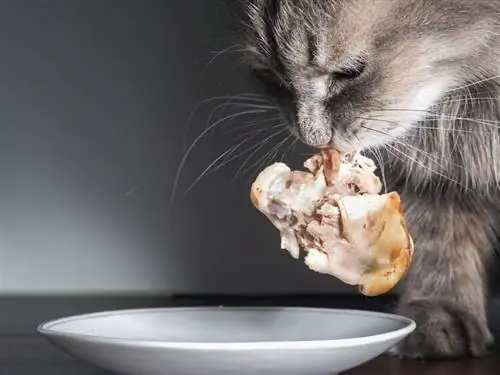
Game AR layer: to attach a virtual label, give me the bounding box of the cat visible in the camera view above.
[238,0,500,359]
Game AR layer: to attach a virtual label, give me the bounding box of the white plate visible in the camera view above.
[38,307,415,375]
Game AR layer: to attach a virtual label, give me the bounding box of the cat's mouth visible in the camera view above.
[313,143,331,149]
[329,135,364,154]
[304,132,362,154]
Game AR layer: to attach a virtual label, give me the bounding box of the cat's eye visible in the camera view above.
[255,68,282,85]
[332,62,366,80]
[252,68,286,92]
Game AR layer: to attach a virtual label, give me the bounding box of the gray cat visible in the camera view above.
[239,0,500,359]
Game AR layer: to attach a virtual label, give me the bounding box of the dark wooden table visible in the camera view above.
[347,355,500,375]
[1,295,499,375]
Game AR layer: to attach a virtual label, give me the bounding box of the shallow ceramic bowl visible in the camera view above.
[38,307,415,375]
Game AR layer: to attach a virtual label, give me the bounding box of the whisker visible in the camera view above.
[372,147,388,194]
[357,116,399,127]
[180,124,287,197]
[226,115,284,137]
[385,143,464,189]
[280,136,299,162]
[360,124,465,170]
[266,133,292,165]
[205,102,274,135]
[359,123,397,137]
[368,107,430,114]
[352,134,388,193]
[212,133,281,172]
[207,102,276,123]
[446,75,500,93]
[231,122,286,142]
[202,44,239,74]
[232,127,288,181]
[241,132,291,183]
[437,96,500,105]
[414,125,495,134]
[424,114,500,128]
[394,139,463,170]
[382,144,412,186]
[183,143,242,196]
[183,94,271,150]
[360,113,499,135]
[170,108,270,209]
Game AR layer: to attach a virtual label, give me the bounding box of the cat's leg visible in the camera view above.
[392,195,495,359]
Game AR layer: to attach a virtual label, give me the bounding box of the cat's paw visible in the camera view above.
[391,299,494,359]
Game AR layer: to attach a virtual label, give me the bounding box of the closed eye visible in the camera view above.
[332,61,366,80]
[252,68,288,94]
[253,68,282,84]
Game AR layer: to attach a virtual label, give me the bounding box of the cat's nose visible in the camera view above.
[298,125,333,149]
[296,102,333,148]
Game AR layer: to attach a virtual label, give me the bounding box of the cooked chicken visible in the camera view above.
[250,149,414,296]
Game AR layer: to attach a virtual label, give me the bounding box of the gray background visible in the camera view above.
[0,0,356,295]
[0,1,496,296]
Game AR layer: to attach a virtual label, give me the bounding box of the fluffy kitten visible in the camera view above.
[239,0,500,359]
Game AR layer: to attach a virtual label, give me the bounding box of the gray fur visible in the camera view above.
[240,0,500,358]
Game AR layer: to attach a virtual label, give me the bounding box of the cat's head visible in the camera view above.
[240,0,499,152]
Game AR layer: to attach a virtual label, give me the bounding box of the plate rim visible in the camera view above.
[37,306,416,351]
